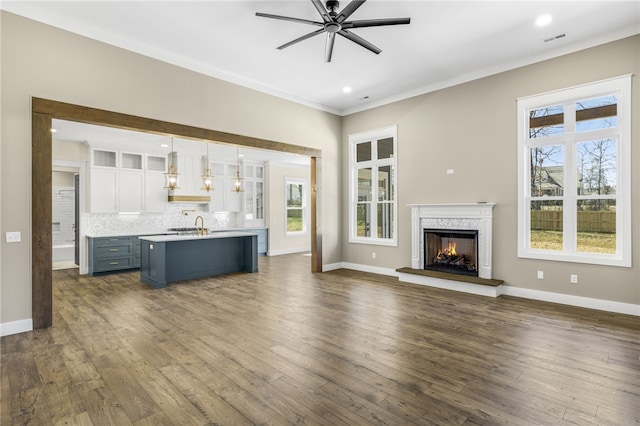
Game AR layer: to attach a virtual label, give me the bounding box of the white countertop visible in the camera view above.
[85,231,176,238]
[85,227,266,238]
[139,231,258,243]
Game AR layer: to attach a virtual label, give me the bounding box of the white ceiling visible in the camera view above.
[3,1,639,115]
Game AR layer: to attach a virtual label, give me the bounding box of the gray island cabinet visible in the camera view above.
[138,232,258,288]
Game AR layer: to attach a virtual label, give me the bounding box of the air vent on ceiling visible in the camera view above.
[544,33,566,43]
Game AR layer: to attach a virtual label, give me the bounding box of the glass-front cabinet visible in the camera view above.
[244,163,265,227]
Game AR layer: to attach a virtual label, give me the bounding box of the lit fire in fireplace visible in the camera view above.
[437,241,457,257]
[434,241,468,267]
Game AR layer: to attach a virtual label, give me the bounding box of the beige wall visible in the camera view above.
[0,12,342,325]
[2,11,637,329]
[52,171,74,187]
[267,164,311,255]
[342,35,640,306]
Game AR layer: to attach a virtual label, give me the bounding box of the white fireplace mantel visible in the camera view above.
[409,203,495,279]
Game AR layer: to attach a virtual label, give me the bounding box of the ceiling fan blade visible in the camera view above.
[310,0,331,22]
[343,17,411,28]
[336,0,366,23]
[325,32,336,62]
[337,29,381,55]
[256,12,323,27]
[277,28,326,50]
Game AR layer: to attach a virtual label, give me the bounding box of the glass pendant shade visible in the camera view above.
[164,137,180,189]
[201,168,214,192]
[164,163,180,190]
[201,143,214,191]
[232,147,243,192]
[232,170,243,192]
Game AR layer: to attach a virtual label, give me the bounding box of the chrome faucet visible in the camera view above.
[194,215,206,236]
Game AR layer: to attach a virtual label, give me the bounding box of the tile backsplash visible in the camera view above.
[82,204,238,236]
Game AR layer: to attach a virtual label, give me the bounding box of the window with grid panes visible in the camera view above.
[517,76,631,267]
[349,125,397,246]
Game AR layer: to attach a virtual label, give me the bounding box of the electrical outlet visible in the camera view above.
[372,252,376,259]
[537,271,544,279]
[570,274,578,284]
[5,232,21,243]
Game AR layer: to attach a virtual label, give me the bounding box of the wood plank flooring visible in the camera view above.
[2,254,639,425]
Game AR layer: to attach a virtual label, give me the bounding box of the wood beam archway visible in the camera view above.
[32,97,323,329]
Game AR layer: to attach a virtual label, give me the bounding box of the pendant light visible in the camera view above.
[164,136,180,190]
[232,146,244,192]
[201,142,214,192]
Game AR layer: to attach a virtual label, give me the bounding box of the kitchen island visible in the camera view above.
[138,231,258,288]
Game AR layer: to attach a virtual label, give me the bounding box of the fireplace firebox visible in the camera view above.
[424,229,478,277]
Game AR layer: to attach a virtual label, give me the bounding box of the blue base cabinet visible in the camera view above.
[88,236,136,275]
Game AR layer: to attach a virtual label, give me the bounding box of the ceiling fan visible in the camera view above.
[256,0,411,62]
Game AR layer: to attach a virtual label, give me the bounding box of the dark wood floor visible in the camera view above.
[2,254,639,425]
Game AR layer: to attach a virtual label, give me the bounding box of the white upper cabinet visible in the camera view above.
[90,168,118,212]
[89,147,168,213]
[89,144,265,217]
[90,149,118,212]
[119,171,144,212]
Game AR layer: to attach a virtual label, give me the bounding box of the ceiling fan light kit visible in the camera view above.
[256,0,411,62]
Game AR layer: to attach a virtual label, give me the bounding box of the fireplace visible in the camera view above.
[424,229,478,277]
[408,203,495,280]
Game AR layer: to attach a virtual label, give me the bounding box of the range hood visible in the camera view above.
[166,151,211,203]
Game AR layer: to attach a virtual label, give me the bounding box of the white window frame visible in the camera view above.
[349,125,398,246]
[517,75,631,267]
[285,177,308,236]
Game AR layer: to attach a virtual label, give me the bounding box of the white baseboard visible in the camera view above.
[268,247,311,256]
[335,262,639,316]
[1,319,33,336]
[502,286,640,316]
[341,262,400,277]
[322,262,344,272]
[323,261,399,276]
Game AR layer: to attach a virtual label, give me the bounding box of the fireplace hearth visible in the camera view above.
[400,203,499,297]
[424,229,478,277]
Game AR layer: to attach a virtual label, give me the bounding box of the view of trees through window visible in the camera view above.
[286,181,304,233]
[528,95,618,253]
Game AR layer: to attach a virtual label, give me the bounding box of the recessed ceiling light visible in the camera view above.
[536,14,552,27]
[160,143,169,148]
[343,86,352,94]
[50,128,57,133]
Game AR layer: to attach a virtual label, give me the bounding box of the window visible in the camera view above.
[349,125,398,246]
[285,178,307,235]
[517,75,631,267]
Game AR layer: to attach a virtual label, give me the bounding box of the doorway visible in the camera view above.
[32,97,323,329]
[52,159,87,274]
